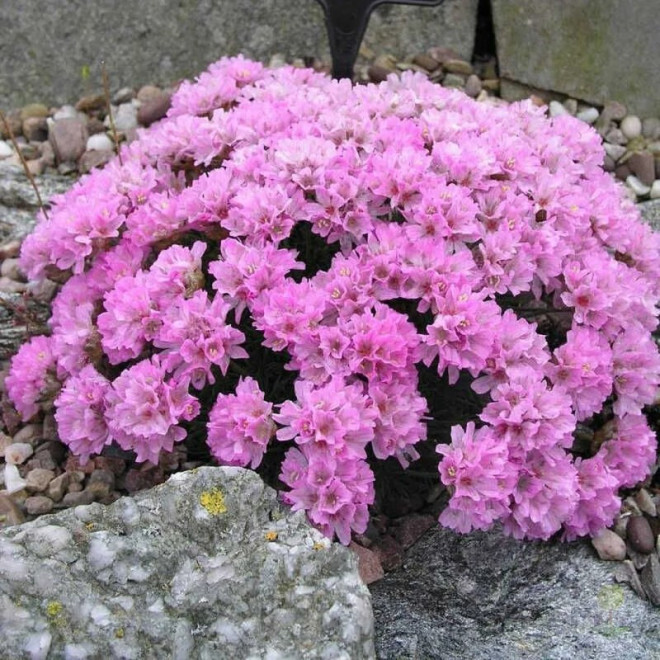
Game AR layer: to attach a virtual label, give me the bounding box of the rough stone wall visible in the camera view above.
[492,0,660,116]
[0,0,478,108]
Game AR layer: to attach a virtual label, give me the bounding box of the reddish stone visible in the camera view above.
[93,455,126,476]
[65,455,95,475]
[391,514,436,550]
[123,466,166,494]
[349,541,385,585]
[371,535,404,572]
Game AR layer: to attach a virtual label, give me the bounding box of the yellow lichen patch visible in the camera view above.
[312,541,326,551]
[115,628,125,639]
[265,531,278,542]
[85,522,96,531]
[46,601,63,618]
[199,488,227,515]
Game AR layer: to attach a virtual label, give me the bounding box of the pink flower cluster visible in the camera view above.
[8,56,660,545]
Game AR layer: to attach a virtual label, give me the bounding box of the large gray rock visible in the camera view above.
[0,0,477,109]
[371,526,660,659]
[492,0,660,117]
[639,198,660,232]
[0,466,375,659]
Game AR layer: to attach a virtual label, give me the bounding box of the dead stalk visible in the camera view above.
[0,109,49,220]
[101,61,123,165]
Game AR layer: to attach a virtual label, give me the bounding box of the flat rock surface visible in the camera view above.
[370,526,660,659]
[492,0,660,116]
[0,466,375,660]
[639,198,660,232]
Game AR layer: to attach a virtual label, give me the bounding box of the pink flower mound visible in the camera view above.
[8,56,660,545]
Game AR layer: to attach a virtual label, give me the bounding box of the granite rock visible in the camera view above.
[0,466,375,659]
[371,526,660,659]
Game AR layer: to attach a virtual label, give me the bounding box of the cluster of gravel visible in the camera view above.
[0,49,658,598]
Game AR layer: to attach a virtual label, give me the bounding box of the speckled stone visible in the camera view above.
[0,467,374,659]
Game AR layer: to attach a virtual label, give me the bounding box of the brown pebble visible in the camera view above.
[86,117,106,136]
[62,490,95,507]
[20,103,49,123]
[0,240,22,260]
[89,469,115,490]
[93,455,126,476]
[628,151,656,187]
[47,473,70,502]
[592,528,627,561]
[75,93,106,113]
[25,468,55,492]
[412,53,440,72]
[137,92,171,127]
[22,116,48,142]
[615,163,631,181]
[86,481,111,500]
[627,515,655,554]
[0,110,22,139]
[0,492,26,527]
[464,74,482,98]
[78,149,114,174]
[65,456,96,475]
[427,46,460,65]
[368,65,393,84]
[123,466,165,493]
[137,84,164,104]
[25,495,54,515]
[443,59,473,76]
[67,482,83,493]
[13,423,43,446]
[349,541,384,585]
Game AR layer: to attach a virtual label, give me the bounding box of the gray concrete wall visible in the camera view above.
[492,0,660,116]
[0,0,478,108]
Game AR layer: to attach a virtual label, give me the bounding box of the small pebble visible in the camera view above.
[0,492,26,526]
[0,258,24,281]
[22,116,48,142]
[464,75,482,98]
[52,105,78,121]
[591,528,627,561]
[628,151,656,187]
[107,103,138,132]
[605,127,627,145]
[25,468,55,493]
[349,542,384,585]
[563,98,578,115]
[367,65,392,83]
[635,489,657,517]
[603,142,626,161]
[603,154,615,172]
[442,73,466,89]
[626,175,651,197]
[412,53,440,71]
[4,463,27,494]
[13,423,42,446]
[112,87,136,105]
[642,117,660,140]
[602,100,627,121]
[20,103,49,122]
[549,100,568,117]
[86,133,114,152]
[5,443,34,465]
[0,141,13,159]
[621,115,642,140]
[75,93,106,113]
[627,516,655,554]
[47,473,70,503]
[650,180,660,199]
[78,149,114,174]
[443,58,473,76]
[576,107,599,124]
[25,495,54,515]
[61,490,95,507]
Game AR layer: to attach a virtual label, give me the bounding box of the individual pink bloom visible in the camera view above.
[562,454,620,540]
[98,271,160,364]
[545,326,613,421]
[436,422,515,533]
[54,365,112,464]
[105,357,199,464]
[155,291,248,389]
[207,377,275,469]
[6,335,58,421]
[147,241,207,304]
[611,326,660,416]
[599,413,657,488]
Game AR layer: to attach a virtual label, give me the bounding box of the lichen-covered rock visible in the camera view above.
[371,526,660,659]
[0,466,375,659]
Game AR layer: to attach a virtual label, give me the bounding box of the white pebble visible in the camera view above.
[621,115,642,139]
[105,103,137,132]
[4,442,33,465]
[549,101,568,118]
[53,105,78,121]
[4,463,27,494]
[0,140,14,159]
[603,143,626,161]
[626,175,651,196]
[86,133,114,152]
[576,107,599,124]
[650,180,660,199]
